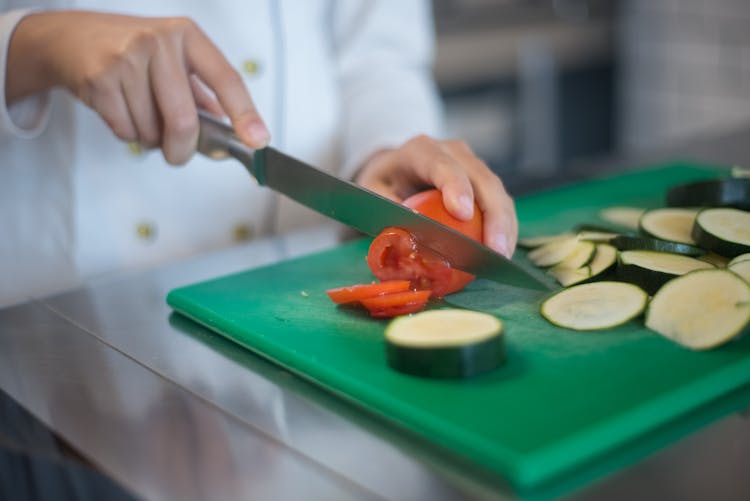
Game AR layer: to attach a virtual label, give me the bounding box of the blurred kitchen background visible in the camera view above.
[433,0,750,194]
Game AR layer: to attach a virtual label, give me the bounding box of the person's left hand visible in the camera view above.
[354,135,517,258]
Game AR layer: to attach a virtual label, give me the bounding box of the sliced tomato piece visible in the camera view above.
[361,289,431,309]
[367,301,428,318]
[367,228,475,298]
[361,290,431,318]
[326,280,411,305]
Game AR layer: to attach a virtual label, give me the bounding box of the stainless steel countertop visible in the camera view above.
[3,128,750,500]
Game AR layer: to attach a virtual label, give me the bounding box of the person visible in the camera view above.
[0,1,517,308]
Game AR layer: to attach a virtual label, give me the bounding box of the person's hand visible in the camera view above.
[354,136,517,258]
[6,11,270,164]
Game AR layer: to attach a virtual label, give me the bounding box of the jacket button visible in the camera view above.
[127,142,144,156]
[232,223,254,242]
[241,59,261,76]
[136,222,157,242]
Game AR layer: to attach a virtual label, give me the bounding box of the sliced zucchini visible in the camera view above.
[645,269,750,350]
[692,208,750,257]
[527,236,580,267]
[728,253,750,267]
[574,223,629,235]
[576,231,618,243]
[548,265,592,288]
[518,232,573,249]
[599,207,645,230]
[699,252,731,268]
[552,241,596,270]
[549,244,618,288]
[385,309,504,378]
[616,250,714,295]
[588,243,618,277]
[610,235,705,256]
[541,281,648,331]
[666,178,750,211]
[729,260,750,282]
[639,208,699,245]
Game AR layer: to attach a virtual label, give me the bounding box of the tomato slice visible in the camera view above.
[360,289,431,309]
[361,290,431,318]
[367,301,428,318]
[326,280,411,305]
[366,228,475,298]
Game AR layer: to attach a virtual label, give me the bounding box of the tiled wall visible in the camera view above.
[619,0,750,153]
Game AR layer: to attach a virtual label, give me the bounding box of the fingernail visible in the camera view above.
[490,233,510,258]
[457,195,474,220]
[246,120,270,147]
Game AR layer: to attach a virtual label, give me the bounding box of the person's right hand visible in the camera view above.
[6,11,270,164]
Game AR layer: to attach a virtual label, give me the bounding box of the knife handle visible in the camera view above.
[196,110,256,177]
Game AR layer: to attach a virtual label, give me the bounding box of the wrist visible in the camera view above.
[6,12,60,105]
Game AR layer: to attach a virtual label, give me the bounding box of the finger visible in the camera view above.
[190,74,225,118]
[183,24,269,148]
[404,136,474,220]
[121,57,161,148]
[446,142,517,257]
[88,79,138,143]
[150,43,198,165]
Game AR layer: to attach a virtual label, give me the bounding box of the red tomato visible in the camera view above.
[367,190,482,298]
[403,189,482,242]
[360,290,431,318]
[326,280,411,305]
[366,302,428,318]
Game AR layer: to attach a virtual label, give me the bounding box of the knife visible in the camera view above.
[197,111,549,290]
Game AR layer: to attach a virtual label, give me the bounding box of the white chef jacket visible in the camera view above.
[0,0,443,307]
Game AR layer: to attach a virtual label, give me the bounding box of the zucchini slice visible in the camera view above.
[610,235,705,256]
[541,281,648,331]
[552,241,596,270]
[574,223,630,235]
[599,207,645,230]
[639,208,699,245]
[385,309,504,378]
[699,252,731,268]
[729,260,750,282]
[589,243,618,277]
[518,232,574,249]
[645,269,750,350]
[666,178,750,210]
[616,250,714,295]
[548,243,618,287]
[692,208,750,257]
[527,236,580,267]
[576,231,619,243]
[728,253,750,267]
[548,265,592,288]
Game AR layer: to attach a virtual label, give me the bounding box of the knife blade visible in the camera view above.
[197,111,549,290]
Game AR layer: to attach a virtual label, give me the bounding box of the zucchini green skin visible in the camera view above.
[573,223,636,237]
[386,335,505,379]
[666,178,750,210]
[615,262,679,295]
[610,235,705,256]
[692,216,750,258]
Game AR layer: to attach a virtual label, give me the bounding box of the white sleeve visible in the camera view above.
[332,0,445,179]
[0,8,50,139]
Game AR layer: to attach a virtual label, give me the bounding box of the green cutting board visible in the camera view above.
[167,163,750,495]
